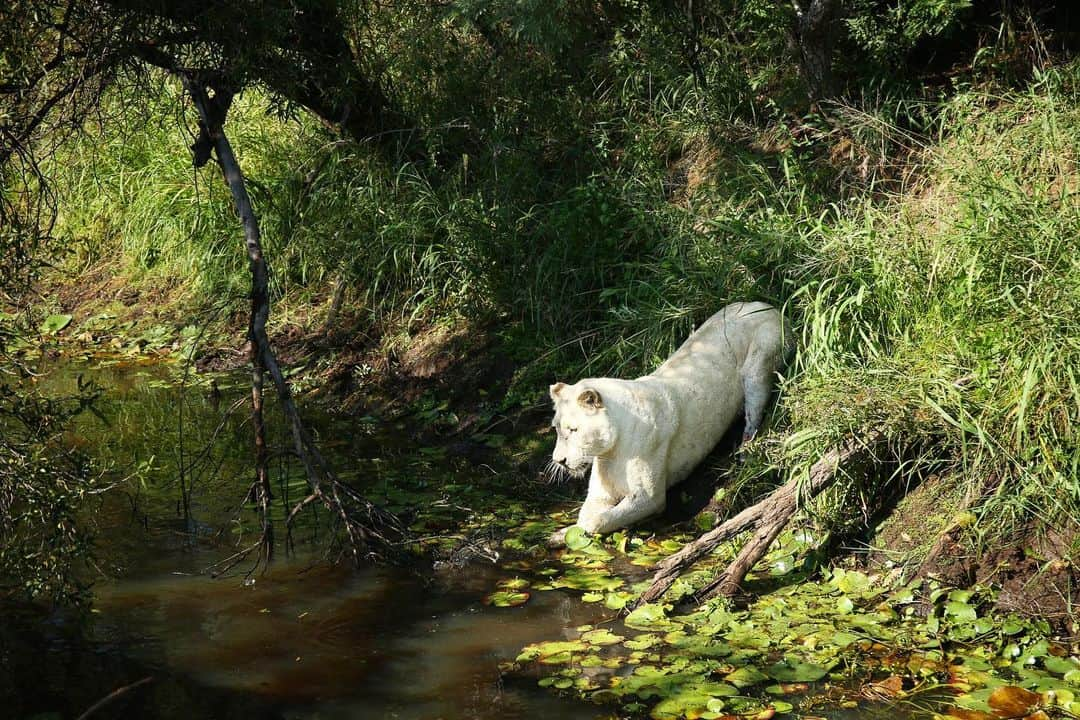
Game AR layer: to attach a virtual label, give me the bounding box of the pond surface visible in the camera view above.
[2,361,936,720]
[4,361,608,720]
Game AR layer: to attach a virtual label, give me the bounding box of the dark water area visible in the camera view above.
[2,361,607,720]
[1,361,932,720]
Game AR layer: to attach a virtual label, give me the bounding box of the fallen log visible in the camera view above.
[637,431,883,605]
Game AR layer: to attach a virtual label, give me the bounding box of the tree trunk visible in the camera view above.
[793,0,839,102]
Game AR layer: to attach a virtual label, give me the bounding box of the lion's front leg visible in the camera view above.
[549,460,617,546]
[578,456,666,535]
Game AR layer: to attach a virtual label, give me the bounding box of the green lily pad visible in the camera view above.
[40,313,73,334]
[581,628,625,646]
[483,590,530,607]
[604,591,635,610]
[625,603,681,631]
[565,525,592,550]
[550,567,624,592]
[1044,656,1080,675]
[766,658,833,682]
[945,601,977,621]
[624,633,662,651]
[517,639,587,664]
[725,665,769,688]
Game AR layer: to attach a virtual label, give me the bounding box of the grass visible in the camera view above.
[43,53,1080,562]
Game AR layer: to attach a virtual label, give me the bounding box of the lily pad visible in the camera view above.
[581,628,625,646]
[40,313,73,334]
[483,590,530,607]
[945,601,978,621]
[517,639,587,664]
[625,603,681,631]
[766,658,833,683]
[1044,656,1080,676]
[726,665,769,688]
[565,525,593,550]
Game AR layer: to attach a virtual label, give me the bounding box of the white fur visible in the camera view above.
[549,301,788,538]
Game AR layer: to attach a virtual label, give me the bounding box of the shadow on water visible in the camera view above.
[2,360,607,720]
[2,361,939,720]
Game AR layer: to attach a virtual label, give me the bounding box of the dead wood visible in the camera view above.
[182,74,406,569]
[637,431,883,605]
[75,676,154,720]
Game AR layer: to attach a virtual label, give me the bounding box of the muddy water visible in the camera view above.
[4,361,607,720]
[3,361,929,720]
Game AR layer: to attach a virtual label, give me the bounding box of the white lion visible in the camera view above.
[548,301,789,543]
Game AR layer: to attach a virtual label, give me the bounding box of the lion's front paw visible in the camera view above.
[548,526,570,548]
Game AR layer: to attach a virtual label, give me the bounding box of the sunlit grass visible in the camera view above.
[45,61,1080,552]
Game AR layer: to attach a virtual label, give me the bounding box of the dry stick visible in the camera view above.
[637,431,883,605]
[698,498,795,599]
[250,340,274,564]
[182,75,404,564]
[75,676,154,720]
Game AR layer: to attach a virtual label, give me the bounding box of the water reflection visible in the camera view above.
[9,361,608,719]
[92,559,608,719]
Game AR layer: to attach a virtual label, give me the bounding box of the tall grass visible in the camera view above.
[781,68,1080,536]
[46,55,1079,545]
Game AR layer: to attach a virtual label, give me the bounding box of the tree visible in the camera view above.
[1,0,410,570]
[793,0,840,101]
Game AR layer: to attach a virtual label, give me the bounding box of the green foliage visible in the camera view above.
[846,0,973,64]
[0,356,98,604]
[782,69,1080,534]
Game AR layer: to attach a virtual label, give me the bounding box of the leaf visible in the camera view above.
[945,601,978,621]
[766,658,833,682]
[625,603,680,631]
[482,590,530,607]
[40,313,73,334]
[1043,656,1080,676]
[726,666,769,688]
[517,639,587,664]
[565,525,592,550]
[581,628,624,646]
[987,686,1041,717]
[604,591,634,610]
[624,633,662,651]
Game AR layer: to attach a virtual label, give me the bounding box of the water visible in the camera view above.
[3,361,608,720]
[2,361,934,720]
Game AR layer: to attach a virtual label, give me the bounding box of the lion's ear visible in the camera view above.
[549,382,567,400]
[577,388,603,411]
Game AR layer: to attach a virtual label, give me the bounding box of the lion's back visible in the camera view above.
[650,302,783,485]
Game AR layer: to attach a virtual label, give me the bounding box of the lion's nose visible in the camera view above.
[555,456,568,466]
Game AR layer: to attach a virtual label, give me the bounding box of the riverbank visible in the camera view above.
[4,358,1078,720]
[17,60,1080,632]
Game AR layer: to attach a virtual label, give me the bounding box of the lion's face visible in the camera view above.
[548,382,617,479]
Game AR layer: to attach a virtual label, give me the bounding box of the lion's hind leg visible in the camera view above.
[740,321,785,442]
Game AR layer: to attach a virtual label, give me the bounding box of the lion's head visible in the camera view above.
[548,381,617,480]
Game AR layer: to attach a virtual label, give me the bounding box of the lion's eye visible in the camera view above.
[568,427,578,433]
